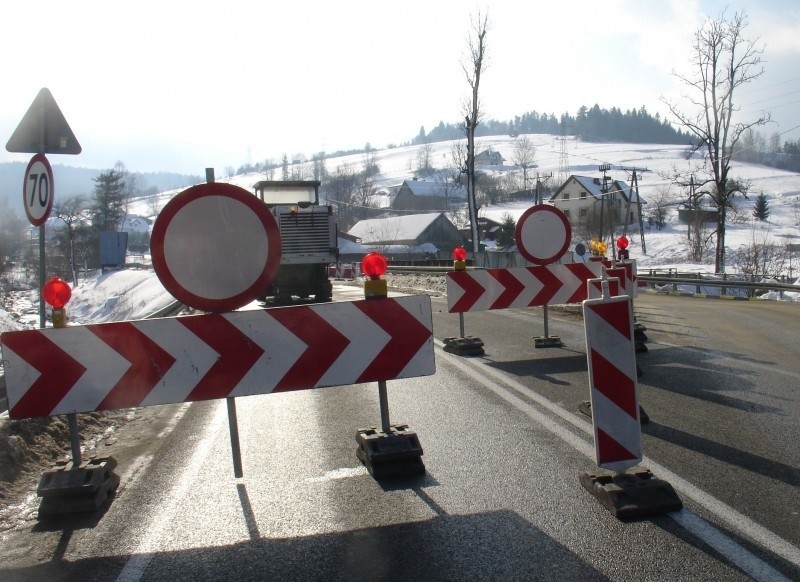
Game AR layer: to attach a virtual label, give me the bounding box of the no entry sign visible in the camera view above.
[151,183,281,312]
[515,205,571,265]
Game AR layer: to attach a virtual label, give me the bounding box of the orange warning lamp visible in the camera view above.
[42,276,71,328]
[452,246,467,271]
[362,251,388,299]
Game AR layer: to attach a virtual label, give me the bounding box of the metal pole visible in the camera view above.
[543,304,550,338]
[227,399,243,478]
[205,166,244,477]
[459,312,465,338]
[378,380,391,434]
[67,413,82,467]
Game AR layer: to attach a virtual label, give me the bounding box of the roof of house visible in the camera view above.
[400,180,466,199]
[550,175,645,204]
[347,212,444,243]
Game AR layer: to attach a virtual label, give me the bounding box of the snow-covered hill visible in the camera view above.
[126,134,800,273]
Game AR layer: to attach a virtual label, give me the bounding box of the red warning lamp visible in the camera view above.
[42,276,71,328]
[43,276,72,309]
[616,236,630,260]
[362,251,388,299]
[362,251,387,279]
[452,245,467,271]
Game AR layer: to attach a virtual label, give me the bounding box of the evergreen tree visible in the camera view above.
[753,191,770,221]
[496,213,517,249]
[91,168,128,232]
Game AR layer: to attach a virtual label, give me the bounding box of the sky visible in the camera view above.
[1,0,799,176]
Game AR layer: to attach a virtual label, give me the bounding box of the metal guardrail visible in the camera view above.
[386,264,800,295]
[637,274,800,294]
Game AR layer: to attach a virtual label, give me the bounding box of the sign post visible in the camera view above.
[515,205,572,348]
[6,87,82,328]
[579,280,681,518]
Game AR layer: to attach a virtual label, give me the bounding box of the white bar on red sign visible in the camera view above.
[0,295,435,420]
[587,277,621,300]
[583,293,642,472]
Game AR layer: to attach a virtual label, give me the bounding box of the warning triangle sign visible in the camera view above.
[6,88,81,155]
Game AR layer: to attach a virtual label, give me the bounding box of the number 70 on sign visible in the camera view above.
[23,153,54,226]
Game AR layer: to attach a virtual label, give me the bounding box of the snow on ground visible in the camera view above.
[128,134,800,276]
[11,135,799,327]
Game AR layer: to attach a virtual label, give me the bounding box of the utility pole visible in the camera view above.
[534,172,553,205]
[598,164,612,249]
[555,120,576,186]
[619,166,649,254]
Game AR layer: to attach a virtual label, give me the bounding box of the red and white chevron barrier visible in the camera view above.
[446,262,603,313]
[598,259,637,297]
[1,295,434,420]
[583,292,642,472]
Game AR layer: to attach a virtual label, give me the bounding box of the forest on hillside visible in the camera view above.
[412,104,690,146]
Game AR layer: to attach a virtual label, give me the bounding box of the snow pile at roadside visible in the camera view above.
[67,269,175,324]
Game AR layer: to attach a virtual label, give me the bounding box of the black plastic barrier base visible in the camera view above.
[443,336,485,356]
[634,322,649,353]
[579,467,682,519]
[37,456,120,518]
[534,336,563,348]
[356,424,425,479]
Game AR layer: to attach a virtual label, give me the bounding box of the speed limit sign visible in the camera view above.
[23,153,54,226]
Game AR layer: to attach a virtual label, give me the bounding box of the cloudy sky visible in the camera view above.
[1,0,799,175]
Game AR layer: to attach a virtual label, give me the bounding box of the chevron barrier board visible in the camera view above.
[587,277,621,300]
[1,295,435,420]
[598,259,638,298]
[583,293,642,472]
[446,262,603,313]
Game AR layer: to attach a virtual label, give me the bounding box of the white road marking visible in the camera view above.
[116,401,227,582]
[435,340,800,576]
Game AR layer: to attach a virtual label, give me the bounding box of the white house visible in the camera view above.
[548,175,645,226]
[121,215,151,234]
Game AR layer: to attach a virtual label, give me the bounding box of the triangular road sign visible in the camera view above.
[6,88,81,155]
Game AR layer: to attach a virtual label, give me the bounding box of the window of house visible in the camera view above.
[580,191,587,199]
[563,209,571,218]
[563,192,570,200]
[579,208,588,217]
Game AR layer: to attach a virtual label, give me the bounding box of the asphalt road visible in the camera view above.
[0,287,798,580]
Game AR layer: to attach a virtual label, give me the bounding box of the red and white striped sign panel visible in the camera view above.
[600,259,638,298]
[446,262,603,313]
[587,277,621,300]
[0,296,434,420]
[583,294,642,472]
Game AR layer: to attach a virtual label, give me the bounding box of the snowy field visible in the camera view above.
[3,134,800,338]
[129,134,800,275]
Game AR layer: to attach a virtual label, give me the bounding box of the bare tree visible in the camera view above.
[51,195,90,283]
[462,10,489,253]
[510,136,537,196]
[416,140,434,176]
[661,9,769,272]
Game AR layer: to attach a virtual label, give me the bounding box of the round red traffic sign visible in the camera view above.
[151,183,281,312]
[515,204,572,265]
[23,153,54,226]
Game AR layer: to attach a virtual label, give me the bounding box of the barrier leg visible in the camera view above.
[443,313,485,356]
[579,286,679,518]
[356,380,425,479]
[534,305,563,348]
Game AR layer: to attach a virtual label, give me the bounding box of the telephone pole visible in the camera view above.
[620,166,649,254]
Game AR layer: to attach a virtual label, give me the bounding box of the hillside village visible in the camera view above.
[5,133,800,283]
[208,134,800,274]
